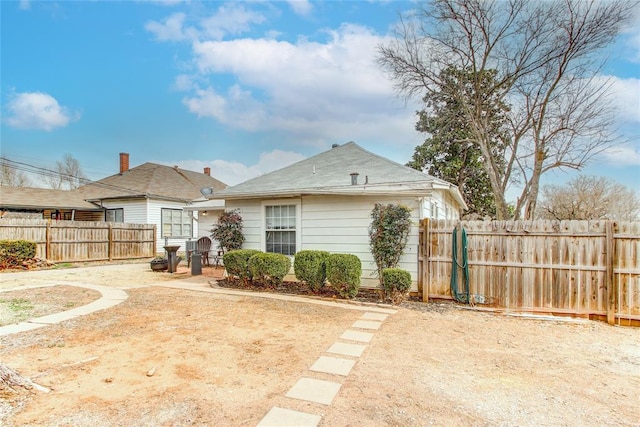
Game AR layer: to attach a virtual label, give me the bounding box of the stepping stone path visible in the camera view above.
[256,307,395,426]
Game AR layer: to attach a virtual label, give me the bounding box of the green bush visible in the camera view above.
[326,254,361,299]
[382,268,412,303]
[294,250,330,292]
[0,240,37,269]
[369,203,412,287]
[248,252,291,288]
[223,249,261,283]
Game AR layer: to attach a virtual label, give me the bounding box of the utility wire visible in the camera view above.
[0,157,145,194]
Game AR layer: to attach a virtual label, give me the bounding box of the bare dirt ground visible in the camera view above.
[1,262,639,426]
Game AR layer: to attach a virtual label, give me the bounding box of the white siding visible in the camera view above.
[149,199,196,254]
[100,199,148,224]
[228,195,422,290]
[192,208,225,250]
[226,200,262,250]
[421,190,461,220]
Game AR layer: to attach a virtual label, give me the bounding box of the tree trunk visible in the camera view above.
[0,363,50,393]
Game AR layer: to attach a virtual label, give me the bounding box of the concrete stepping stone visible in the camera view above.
[351,320,382,330]
[257,407,321,427]
[340,329,374,343]
[310,356,356,376]
[286,377,341,405]
[327,342,366,357]
[361,312,388,321]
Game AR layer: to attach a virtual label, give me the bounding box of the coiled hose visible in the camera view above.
[450,226,471,303]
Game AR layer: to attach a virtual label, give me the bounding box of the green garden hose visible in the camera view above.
[450,226,471,303]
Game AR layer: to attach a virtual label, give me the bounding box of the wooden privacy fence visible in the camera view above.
[419,219,640,326]
[0,219,156,263]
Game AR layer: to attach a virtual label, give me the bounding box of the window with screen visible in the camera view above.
[265,205,296,255]
[161,208,192,238]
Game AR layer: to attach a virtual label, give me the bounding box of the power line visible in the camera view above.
[0,157,143,194]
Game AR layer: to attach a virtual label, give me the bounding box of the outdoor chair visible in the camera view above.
[195,236,212,266]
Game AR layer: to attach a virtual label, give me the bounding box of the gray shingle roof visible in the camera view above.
[76,163,227,202]
[216,142,465,205]
[0,186,102,211]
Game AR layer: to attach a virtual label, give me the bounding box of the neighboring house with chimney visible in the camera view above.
[208,142,466,290]
[75,153,227,253]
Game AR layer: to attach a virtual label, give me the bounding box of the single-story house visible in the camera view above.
[75,153,227,253]
[207,141,467,290]
[0,185,104,220]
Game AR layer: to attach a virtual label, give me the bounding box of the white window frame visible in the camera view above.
[261,199,301,256]
[161,208,192,238]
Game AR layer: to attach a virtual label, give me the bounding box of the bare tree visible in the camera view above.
[47,153,87,190]
[538,175,640,220]
[0,159,31,187]
[378,0,636,219]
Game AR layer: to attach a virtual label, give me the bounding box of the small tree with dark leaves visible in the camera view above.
[210,209,245,251]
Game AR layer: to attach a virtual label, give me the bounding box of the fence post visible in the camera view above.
[108,223,113,262]
[605,221,616,325]
[46,221,51,260]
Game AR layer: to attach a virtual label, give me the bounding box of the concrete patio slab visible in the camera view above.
[340,329,374,343]
[351,320,382,330]
[286,377,342,405]
[327,342,366,357]
[310,355,356,376]
[361,312,389,321]
[257,407,321,427]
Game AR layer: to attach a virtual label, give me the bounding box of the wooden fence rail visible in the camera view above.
[0,219,156,263]
[420,219,640,326]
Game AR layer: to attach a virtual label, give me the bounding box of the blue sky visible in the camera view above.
[1,0,639,199]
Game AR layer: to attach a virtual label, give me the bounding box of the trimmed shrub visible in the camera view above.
[382,268,412,304]
[223,249,261,283]
[293,250,330,292]
[0,240,37,269]
[248,252,291,288]
[326,254,361,299]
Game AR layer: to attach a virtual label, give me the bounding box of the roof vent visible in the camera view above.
[350,172,359,185]
[332,143,339,148]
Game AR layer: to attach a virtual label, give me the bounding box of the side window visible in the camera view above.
[161,208,192,237]
[106,208,124,223]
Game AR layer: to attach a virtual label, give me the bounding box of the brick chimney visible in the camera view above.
[119,153,129,173]
[204,167,211,176]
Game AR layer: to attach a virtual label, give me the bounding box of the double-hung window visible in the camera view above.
[265,205,296,255]
[161,208,192,238]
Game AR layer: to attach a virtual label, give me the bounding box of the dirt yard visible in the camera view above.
[1,263,639,426]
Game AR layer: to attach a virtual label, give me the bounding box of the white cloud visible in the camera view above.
[606,76,640,123]
[19,0,30,10]
[146,4,266,42]
[200,4,266,41]
[145,12,192,41]
[166,149,307,185]
[622,5,640,63]
[4,92,78,131]
[287,0,313,17]
[183,24,416,147]
[602,144,640,166]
